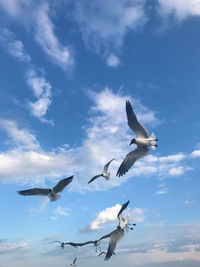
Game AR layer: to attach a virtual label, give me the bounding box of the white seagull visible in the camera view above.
[49,240,78,249]
[104,200,136,261]
[117,100,157,177]
[70,257,77,266]
[88,158,115,184]
[18,176,73,201]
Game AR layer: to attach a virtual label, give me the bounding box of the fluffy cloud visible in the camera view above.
[0,88,196,191]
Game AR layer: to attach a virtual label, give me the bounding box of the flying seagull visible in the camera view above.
[117,100,157,177]
[18,176,73,201]
[98,251,115,256]
[104,200,136,261]
[65,240,102,253]
[49,241,78,249]
[70,257,77,266]
[88,158,115,184]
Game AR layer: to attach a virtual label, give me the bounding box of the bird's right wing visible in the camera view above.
[104,229,124,261]
[17,188,49,196]
[53,176,73,193]
[88,175,102,184]
[117,200,130,219]
[126,100,149,138]
[104,158,115,172]
[116,146,149,177]
[98,230,116,241]
[73,257,77,264]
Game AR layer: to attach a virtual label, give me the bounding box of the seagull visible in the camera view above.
[70,257,77,266]
[17,176,73,201]
[104,200,136,261]
[88,158,115,184]
[117,200,136,231]
[117,100,157,177]
[49,241,78,249]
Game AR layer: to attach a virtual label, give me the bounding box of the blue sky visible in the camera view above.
[0,0,200,266]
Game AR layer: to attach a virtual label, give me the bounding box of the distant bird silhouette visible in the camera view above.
[98,251,115,256]
[117,100,157,177]
[66,240,102,253]
[49,240,78,248]
[18,176,73,201]
[88,158,115,184]
[70,257,77,266]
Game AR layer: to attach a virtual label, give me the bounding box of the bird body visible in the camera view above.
[117,100,157,177]
[18,176,73,201]
[88,159,115,184]
[70,257,77,266]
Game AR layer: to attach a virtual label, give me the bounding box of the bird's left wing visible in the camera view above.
[116,146,149,177]
[18,188,49,196]
[53,176,73,193]
[73,257,77,264]
[104,229,124,261]
[117,200,130,220]
[104,158,115,172]
[88,175,102,184]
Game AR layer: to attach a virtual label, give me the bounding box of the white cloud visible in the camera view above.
[0,88,195,191]
[106,54,120,67]
[157,0,200,20]
[26,69,53,125]
[34,3,74,72]
[190,150,200,158]
[53,206,70,217]
[89,204,121,230]
[0,28,31,62]
[74,0,147,53]
[0,119,40,151]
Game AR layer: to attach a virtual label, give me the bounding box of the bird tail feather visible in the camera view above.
[149,133,157,150]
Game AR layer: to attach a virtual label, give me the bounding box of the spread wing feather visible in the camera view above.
[104,229,124,261]
[104,158,115,172]
[116,146,149,177]
[18,188,49,196]
[88,174,102,184]
[126,100,149,138]
[53,176,73,193]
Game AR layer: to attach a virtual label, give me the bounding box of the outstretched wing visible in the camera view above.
[88,175,102,184]
[18,188,49,196]
[116,146,149,177]
[53,176,73,193]
[73,257,77,264]
[104,158,115,173]
[117,200,130,219]
[98,230,116,241]
[104,229,124,261]
[64,242,78,248]
[49,241,61,244]
[126,100,149,138]
[74,241,95,247]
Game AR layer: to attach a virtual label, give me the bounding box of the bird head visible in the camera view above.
[130,138,136,146]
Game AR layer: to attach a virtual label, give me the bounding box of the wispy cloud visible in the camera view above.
[26,69,53,125]
[0,28,31,62]
[53,206,70,217]
[73,0,147,62]
[0,1,74,72]
[0,240,28,255]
